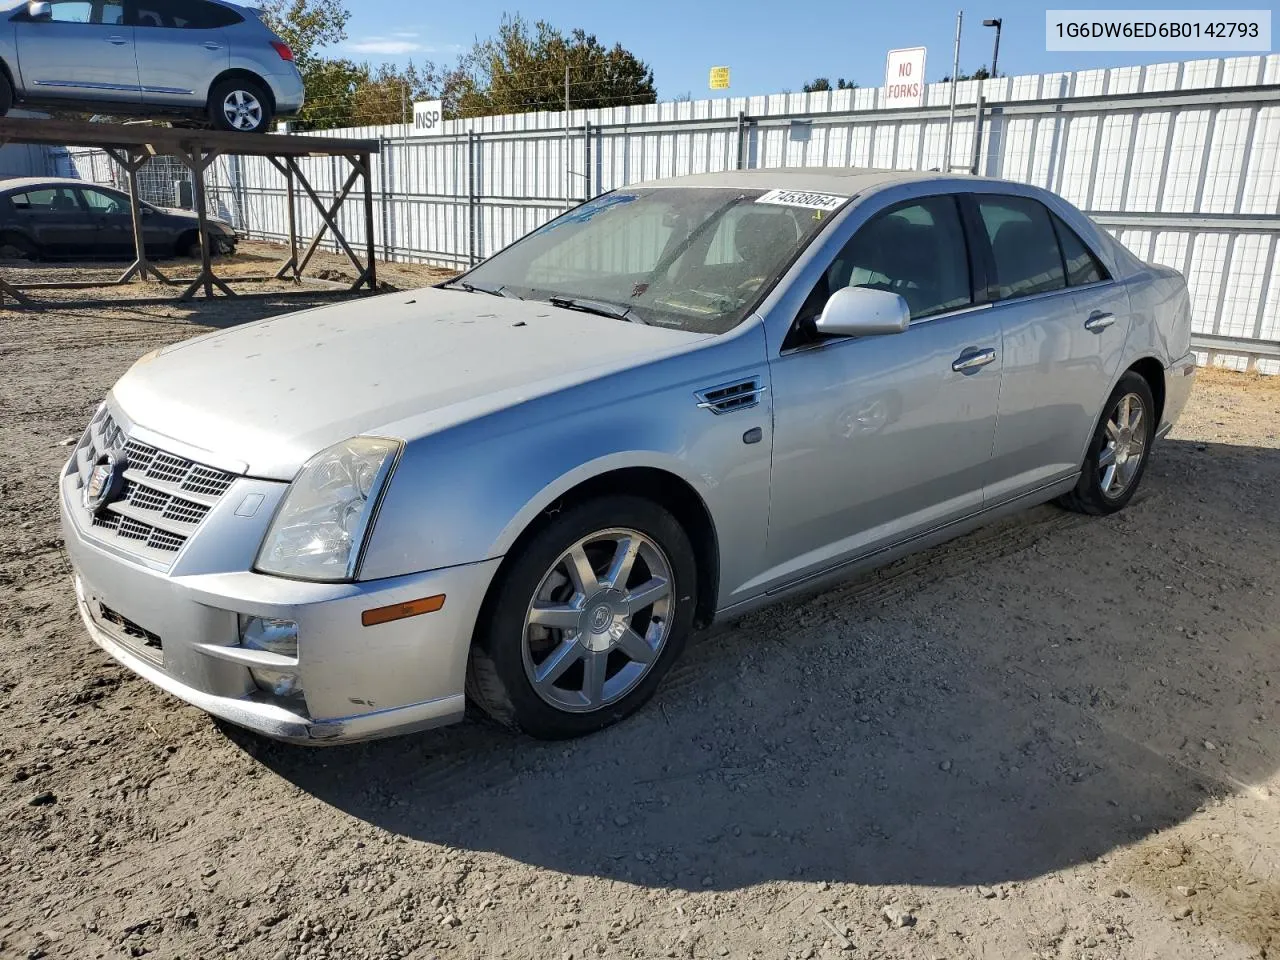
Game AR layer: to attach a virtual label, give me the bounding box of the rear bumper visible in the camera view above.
[262,68,305,115]
[60,459,499,745]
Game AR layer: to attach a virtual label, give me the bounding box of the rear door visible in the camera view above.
[12,0,139,104]
[128,0,235,106]
[973,193,1132,502]
[9,187,101,254]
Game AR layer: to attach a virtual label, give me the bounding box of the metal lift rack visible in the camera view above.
[0,118,380,308]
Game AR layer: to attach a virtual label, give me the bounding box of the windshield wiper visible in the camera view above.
[547,295,646,325]
[446,279,520,298]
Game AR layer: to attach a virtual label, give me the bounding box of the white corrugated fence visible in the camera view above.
[66,54,1280,371]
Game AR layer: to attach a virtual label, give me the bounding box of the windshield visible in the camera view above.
[454,187,844,334]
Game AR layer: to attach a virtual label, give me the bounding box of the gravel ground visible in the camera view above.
[2,258,1278,960]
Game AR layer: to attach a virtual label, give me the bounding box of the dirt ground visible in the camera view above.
[2,252,1278,960]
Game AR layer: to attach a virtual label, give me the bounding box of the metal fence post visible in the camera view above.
[379,136,392,264]
[583,120,591,200]
[736,110,746,169]
[467,130,477,267]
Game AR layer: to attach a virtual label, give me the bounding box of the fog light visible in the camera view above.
[238,616,302,699]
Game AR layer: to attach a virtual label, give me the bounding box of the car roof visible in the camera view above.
[0,176,110,193]
[631,166,1003,196]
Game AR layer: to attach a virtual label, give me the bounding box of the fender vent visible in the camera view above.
[695,377,767,415]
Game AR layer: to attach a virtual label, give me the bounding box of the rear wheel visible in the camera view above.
[0,231,37,260]
[208,77,273,133]
[0,72,13,117]
[467,495,697,739]
[1058,371,1156,516]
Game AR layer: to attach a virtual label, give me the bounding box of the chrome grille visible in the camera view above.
[76,404,238,562]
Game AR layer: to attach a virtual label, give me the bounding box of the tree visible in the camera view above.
[802,77,858,93]
[257,0,356,128]
[350,61,440,125]
[257,0,349,68]
[447,14,656,118]
[941,65,998,82]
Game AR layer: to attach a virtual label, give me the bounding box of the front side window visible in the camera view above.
[800,195,973,325]
[458,187,840,334]
[79,188,126,214]
[977,195,1067,300]
[8,188,82,213]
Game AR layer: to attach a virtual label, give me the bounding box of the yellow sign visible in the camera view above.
[709,66,730,90]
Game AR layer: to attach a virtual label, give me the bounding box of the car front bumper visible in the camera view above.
[60,458,500,745]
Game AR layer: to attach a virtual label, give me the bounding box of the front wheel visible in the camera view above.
[208,78,273,133]
[467,495,698,739]
[1058,371,1156,515]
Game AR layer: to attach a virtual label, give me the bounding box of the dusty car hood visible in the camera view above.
[111,288,710,479]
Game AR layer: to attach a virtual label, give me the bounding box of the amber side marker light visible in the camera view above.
[361,594,446,627]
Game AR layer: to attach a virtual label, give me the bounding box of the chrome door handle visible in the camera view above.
[952,348,997,373]
[1084,311,1116,332]
[106,35,128,44]
[203,41,223,50]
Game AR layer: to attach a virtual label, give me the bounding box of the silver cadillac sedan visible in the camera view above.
[59,168,1197,743]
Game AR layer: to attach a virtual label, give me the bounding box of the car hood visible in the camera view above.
[111,288,710,480]
[155,206,234,232]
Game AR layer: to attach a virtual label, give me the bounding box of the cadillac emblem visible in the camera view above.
[83,450,128,513]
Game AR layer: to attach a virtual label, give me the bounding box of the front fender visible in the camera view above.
[357,324,773,610]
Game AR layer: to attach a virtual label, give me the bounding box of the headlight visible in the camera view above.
[255,436,401,582]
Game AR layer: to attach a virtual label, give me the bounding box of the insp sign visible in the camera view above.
[411,99,444,136]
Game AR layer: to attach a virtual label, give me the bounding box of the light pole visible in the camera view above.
[983,18,1002,80]
[970,17,1002,175]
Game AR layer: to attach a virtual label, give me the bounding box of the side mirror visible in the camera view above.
[27,1,52,19]
[814,285,910,337]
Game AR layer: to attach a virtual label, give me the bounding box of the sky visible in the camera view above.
[330,0,1270,100]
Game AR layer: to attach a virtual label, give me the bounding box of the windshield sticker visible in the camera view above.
[755,189,846,211]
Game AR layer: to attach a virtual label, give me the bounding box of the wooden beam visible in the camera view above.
[289,158,366,280]
[0,117,380,157]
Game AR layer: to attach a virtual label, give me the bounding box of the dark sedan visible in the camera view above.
[0,176,236,260]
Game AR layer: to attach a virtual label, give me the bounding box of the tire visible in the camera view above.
[467,495,698,739]
[0,231,38,260]
[0,71,12,117]
[208,77,273,134]
[1058,371,1156,516]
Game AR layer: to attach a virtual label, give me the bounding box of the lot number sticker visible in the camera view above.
[755,189,847,211]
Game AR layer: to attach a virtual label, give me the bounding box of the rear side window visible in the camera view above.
[131,0,243,27]
[1050,212,1109,286]
[976,195,1066,300]
[8,188,82,213]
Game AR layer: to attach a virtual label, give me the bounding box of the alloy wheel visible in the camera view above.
[521,527,673,713]
[1098,392,1148,499]
[222,90,264,131]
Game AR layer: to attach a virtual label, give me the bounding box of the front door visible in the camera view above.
[972,193,1133,502]
[77,185,154,256]
[759,194,1003,592]
[13,0,139,104]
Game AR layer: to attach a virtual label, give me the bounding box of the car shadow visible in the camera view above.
[241,437,1280,891]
